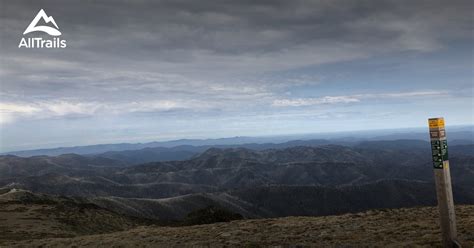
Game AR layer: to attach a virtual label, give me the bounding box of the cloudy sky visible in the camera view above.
[0,0,472,152]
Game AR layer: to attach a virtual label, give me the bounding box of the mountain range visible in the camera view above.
[4,126,473,157]
[1,139,473,223]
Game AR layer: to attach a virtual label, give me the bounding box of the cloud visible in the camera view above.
[0,100,192,123]
[272,91,449,107]
[2,1,471,76]
[0,0,472,151]
[0,103,41,124]
[0,103,40,114]
[1,1,470,108]
[273,96,360,107]
[371,91,449,98]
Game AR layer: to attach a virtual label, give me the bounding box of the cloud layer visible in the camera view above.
[0,0,472,151]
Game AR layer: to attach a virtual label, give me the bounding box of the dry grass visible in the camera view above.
[0,201,145,245]
[2,205,473,247]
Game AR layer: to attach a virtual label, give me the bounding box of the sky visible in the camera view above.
[0,0,473,152]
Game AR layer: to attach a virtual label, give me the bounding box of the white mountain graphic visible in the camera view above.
[23,9,61,36]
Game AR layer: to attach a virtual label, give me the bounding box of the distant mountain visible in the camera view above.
[95,139,351,165]
[4,138,346,159]
[98,145,200,164]
[4,142,154,157]
[78,139,473,166]
[3,136,288,157]
[0,153,125,179]
[2,143,474,198]
[356,139,430,151]
[372,130,473,143]
[4,126,473,157]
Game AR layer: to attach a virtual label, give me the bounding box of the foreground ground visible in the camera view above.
[2,204,473,247]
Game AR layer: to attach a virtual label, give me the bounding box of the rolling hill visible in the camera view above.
[4,203,474,247]
[1,140,473,241]
[0,188,154,245]
[1,140,474,247]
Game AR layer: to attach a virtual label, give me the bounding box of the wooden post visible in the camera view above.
[428,117,459,247]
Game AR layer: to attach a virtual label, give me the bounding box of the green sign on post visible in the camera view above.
[431,140,448,169]
[428,117,459,247]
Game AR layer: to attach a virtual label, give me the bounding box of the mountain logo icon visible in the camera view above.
[23,9,62,36]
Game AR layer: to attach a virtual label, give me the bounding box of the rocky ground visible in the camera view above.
[3,204,473,247]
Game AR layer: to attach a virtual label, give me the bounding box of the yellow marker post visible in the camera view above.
[428,117,459,247]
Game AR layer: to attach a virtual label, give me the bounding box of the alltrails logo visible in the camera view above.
[18,9,67,48]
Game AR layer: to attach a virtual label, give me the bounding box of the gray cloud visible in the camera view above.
[0,0,472,150]
[272,90,450,107]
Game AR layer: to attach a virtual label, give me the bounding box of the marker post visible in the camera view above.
[428,117,459,247]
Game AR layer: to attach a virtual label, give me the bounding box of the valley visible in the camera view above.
[0,139,473,246]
